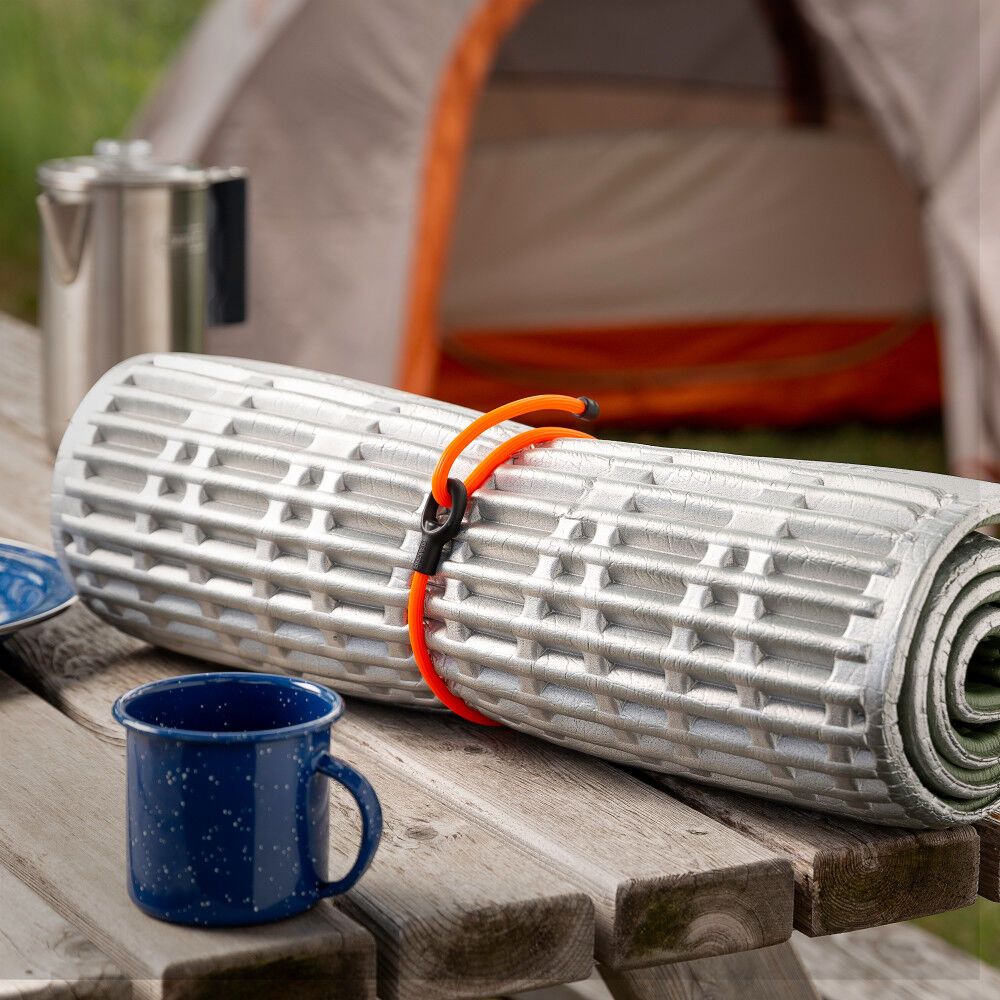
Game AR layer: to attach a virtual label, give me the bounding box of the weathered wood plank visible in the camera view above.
[0,866,129,1000]
[975,814,1000,901]
[792,924,1000,1000]
[0,312,42,439]
[597,942,819,1000]
[3,604,793,973]
[328,700,795,970]
[0,323,598,1000]
[0,672,377,1000]
[0,315,52,551]
[0,314,788,976]
[0,413,55,551]
[0,315,791,985]
[650,776,980,936]
[510,980,610,1000]
[0,604,226,744]
[514,924,1000,1000]
[335,758,594,1000]
[2,607,596,1000]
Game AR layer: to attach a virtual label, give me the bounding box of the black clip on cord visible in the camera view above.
[413,477,468,576]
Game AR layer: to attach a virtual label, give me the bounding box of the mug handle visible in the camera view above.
[314,752,383,897]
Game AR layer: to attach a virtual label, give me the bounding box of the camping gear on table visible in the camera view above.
[135,0,998,477]
[36,139,247,452]
[51,353,1000,829]
[113,672,382,925]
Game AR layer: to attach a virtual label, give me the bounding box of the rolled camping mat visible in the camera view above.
[51,354,1000,828]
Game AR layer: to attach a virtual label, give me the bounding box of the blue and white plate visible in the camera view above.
[0,539,76,637]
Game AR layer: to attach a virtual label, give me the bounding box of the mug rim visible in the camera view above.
[112,671,345,744]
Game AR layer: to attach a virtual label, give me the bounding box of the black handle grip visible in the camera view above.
[207,174,247,325]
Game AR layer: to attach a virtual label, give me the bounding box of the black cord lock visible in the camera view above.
[413,477,468,576]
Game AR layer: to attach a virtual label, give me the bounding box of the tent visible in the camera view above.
[135,0,1000,477]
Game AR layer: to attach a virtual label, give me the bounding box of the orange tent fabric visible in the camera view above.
[435,318,940,426]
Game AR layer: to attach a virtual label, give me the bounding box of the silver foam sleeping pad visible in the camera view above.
[52,354,1000,827]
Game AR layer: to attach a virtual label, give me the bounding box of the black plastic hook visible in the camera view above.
[412,477,468,575]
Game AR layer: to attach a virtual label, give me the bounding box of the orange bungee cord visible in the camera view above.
[407,395,599,725]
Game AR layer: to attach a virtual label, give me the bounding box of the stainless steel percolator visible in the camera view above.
[36,139,246,451]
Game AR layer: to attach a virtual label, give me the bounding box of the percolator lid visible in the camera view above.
[37,139,213,192]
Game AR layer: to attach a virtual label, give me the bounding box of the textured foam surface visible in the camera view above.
[51,354,1000,827]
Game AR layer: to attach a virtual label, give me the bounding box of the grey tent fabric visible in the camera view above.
[135,0,484,384]
[52,353,1000,828]
[135,0,1000,475]
[797,0,1000,480]
[443,127,925,330]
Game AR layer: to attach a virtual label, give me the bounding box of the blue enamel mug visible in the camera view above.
[113,672,382,926]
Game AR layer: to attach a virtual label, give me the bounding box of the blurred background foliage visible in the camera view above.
[0,0,206,319]
[1,0,992,969]
[610,421,947,475]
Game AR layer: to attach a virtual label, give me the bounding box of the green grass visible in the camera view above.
[916,898,1000,969]
[0,0,997,973]
[0,0,207,320]
[604,419,949,474]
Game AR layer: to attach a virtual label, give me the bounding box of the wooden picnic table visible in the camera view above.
[2,310,1000,1000]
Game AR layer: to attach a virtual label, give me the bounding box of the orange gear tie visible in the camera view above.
[408,395,599,725]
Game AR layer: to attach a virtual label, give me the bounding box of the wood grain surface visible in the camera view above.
[0,312,42,438]
[330,700,795,969]
[597,942,819,1000]
[651,777,980,936]
[5,601,792,975]
[0,412,55,551]
[0,866,128,1000]
[975,815,1000,901]
[0,313,598,998]
[0,313,50,550]
[335,761,594,1000]
[6,603,794,975]
[0,673,376,1000]
[512,923,1000,1000]
[1,609,595,1000]
[792,923,1000,1000]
